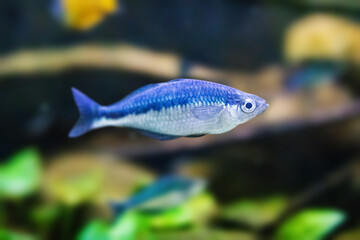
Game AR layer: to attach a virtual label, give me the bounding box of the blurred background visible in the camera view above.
[0,0,359,239]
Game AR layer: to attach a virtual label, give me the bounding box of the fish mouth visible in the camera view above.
[258,102,269,114]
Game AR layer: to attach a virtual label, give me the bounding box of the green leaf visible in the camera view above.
[77,220,110,240]
[143,193,217,229]
[145,205,192,229]
[78,212,140,240]
[43,158,104,206]
[221,195,288,229]
[42,153,154,206]
[76,194,216,240]
[31,204,59,227]
[154,229,256,240]
[109,211,139,240]
[0,148,42,199]
[0,229,36,240]
[275,209,346,240]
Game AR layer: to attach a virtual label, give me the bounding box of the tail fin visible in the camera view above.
[110,202,128,221]
[68,88,100,138]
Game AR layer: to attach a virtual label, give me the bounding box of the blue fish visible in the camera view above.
[69,79,269,140]
[110,176,205,217]
[285,63,342,91]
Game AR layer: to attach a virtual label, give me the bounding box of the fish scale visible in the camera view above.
[102,80,228,118]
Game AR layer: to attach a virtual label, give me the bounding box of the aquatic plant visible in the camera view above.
[42,152,154,206]
[0,148,41,199]
[78,193,216,240]
[275,208,346,240]
[221,195,288,229]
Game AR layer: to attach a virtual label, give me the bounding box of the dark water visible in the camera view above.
[0,1,359,239]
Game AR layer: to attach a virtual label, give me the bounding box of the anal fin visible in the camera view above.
[138,130,179,141]
[186,134,206,138]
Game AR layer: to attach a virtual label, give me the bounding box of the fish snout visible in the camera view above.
[258,100,269,115]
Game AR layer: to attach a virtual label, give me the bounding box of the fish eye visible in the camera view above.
[241,99,256,113]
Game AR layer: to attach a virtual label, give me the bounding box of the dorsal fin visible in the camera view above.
[122,79,191,101]
[169,78,191,83]
[122,83,161,100]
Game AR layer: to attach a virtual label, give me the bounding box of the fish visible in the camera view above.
[110,176,206,217]
[69,78,269,140]
[51,0,118,31]
[285,63,342,91]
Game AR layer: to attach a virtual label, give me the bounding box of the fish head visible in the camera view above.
[232,92,269,122]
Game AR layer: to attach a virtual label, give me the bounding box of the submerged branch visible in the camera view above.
[0,44,181,78]
[0,43,242,81]
[0,43,285,97]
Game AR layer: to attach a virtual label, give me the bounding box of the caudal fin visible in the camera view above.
[68,88,100,138]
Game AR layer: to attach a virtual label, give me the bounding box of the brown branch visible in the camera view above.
[0,43,285,97]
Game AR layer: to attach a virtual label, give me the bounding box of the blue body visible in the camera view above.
[69,79,268,140]
[102,79,239,118]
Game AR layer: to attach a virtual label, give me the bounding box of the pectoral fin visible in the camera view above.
[191,105,223,120]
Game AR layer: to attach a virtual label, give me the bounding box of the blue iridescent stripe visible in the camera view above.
[99,79,240,119]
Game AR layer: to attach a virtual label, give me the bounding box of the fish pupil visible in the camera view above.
[246,102,253,109]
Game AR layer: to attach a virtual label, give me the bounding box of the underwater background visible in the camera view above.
[0,0,360,239]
